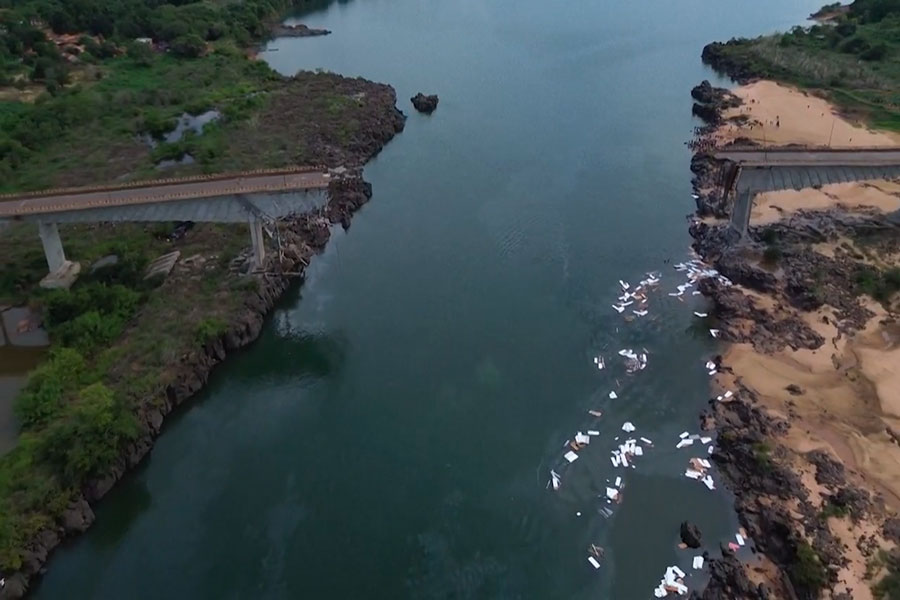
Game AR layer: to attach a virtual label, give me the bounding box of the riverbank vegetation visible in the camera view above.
[702,0,900,130]
[0,0,405,584]
[0,221,253,571]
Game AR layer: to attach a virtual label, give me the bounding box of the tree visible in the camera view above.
[170,33,205,58]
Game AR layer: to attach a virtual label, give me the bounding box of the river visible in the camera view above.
[33,0,820,598]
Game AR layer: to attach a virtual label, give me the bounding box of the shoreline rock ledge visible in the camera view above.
[411,93,439,114]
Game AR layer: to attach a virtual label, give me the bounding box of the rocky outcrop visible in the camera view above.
[691,80,741,125]
[701,41,761,84]
[410,93,439,114]
[681,521,703,548]
[270,23,331,38]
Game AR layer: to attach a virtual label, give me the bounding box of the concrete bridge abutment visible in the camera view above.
[37,221,80,289]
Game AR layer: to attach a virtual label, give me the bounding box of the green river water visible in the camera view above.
[33,0,821,597]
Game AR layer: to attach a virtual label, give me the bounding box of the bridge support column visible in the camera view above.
[37,221,80,289]
[249,218,265,269]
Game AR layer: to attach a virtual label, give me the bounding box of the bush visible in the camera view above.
[42,283,140,330]
[38,382,138,485]
[14,348,87,428]
[52,311,127,353]
[861,42,888,61]
[763,246,782,264]
[790,541,828,594]
[170,34,206,59]
[194,317,228,344]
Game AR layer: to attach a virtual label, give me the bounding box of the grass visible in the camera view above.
[791,540,829,595]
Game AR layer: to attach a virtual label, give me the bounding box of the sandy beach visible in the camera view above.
[716,80,900,148]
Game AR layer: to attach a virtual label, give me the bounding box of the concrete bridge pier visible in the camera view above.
[249,218,266,268]
[37,221,80,289]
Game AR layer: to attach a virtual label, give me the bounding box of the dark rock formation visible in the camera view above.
[681,521,703,548]
[690,80,741,125]
[270,23,331,37]
[410,93,439,114]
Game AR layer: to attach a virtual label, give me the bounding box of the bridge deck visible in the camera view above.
[0,170,330,219]
[714,147,900,167]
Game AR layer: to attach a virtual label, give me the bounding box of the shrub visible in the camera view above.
[790,541,828,594]
[194,317,228,344]
[52,311,126,353]
[37,382,138,485]
[14,348,87,428]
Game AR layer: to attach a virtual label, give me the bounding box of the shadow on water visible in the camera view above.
[230,328,349,384]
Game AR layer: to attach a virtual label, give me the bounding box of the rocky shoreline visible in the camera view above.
[0,78,405,599]
[686,76,900,599]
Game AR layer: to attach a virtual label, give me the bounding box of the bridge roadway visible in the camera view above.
[0,169,330,218]
[0,167,332,285]
[711,147,900,238]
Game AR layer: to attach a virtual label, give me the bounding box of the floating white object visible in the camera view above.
[676,438,694,449]
[622,422,636,433]
[609,391,618,399]
[709,329,720,338]
[606,487,619,501]
[610,455,620,467]
[735,533,745,546]
[620,453,629,468]
[693,556,704,570]
[698,458,711,469]
[685,469,703,480]
[679,432,690,439]
[694,312,708,318]
[702,476,715,490]
[693,290,702,295]
[587,430,600,436]
[700,437,712,445]
[708,445,714,455]
[633,309,648,317]
[619,280,630,290]
[640,437,653,445]
[588,556,601,569]
[708,369,717,376]
[705,360,716,370]
[612,304,625,313]
[634,446,643,456]
[723,390,733,398]
[564,451,579,463]
[615,476,622,487]
[575,432,591,445]
[673,566,686,579]
[550,470,561,490]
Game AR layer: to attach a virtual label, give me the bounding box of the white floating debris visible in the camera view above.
[694,312,708,318]
[735,533,745,546]
[708,445,714,455]
[612,304,625,313]
[619,280,630,290]
[640,437,653,445]
[550,470,561,490]
[685,469,703,480]
[698,458,711,469]
[705,360,716,370]
[575,432,591,445]
[676,438,694,449]
[692,556,704,570]
[700,436,712,445]
[588,556,601,569]
[723,390,733,399]
[622,422,636,433]
[564,451,579,463]
[593,356,605,370]
[633,446,643,456]
[609,391,618,399]
[633,309,648,317]
[610,455,620,467]
[679,432,690,439]
[606,487,619,501]
[692,290,702,295]
[615,476,622,487]
[702,476,715,490]
[708,370,717,376]
[587,430,600,436]
[672,566,686,579]
[709,329,720,338]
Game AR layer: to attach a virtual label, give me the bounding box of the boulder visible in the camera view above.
[681,521,703,548]
[411,93,439,114]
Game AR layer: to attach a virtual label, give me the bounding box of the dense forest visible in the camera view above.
[703,0,900,129]
[0,0,293,85]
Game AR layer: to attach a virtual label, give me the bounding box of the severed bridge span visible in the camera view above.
[712,146,900,238]
[0,167,333,286]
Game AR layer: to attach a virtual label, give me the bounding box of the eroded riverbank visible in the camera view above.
[688,76,900,598]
